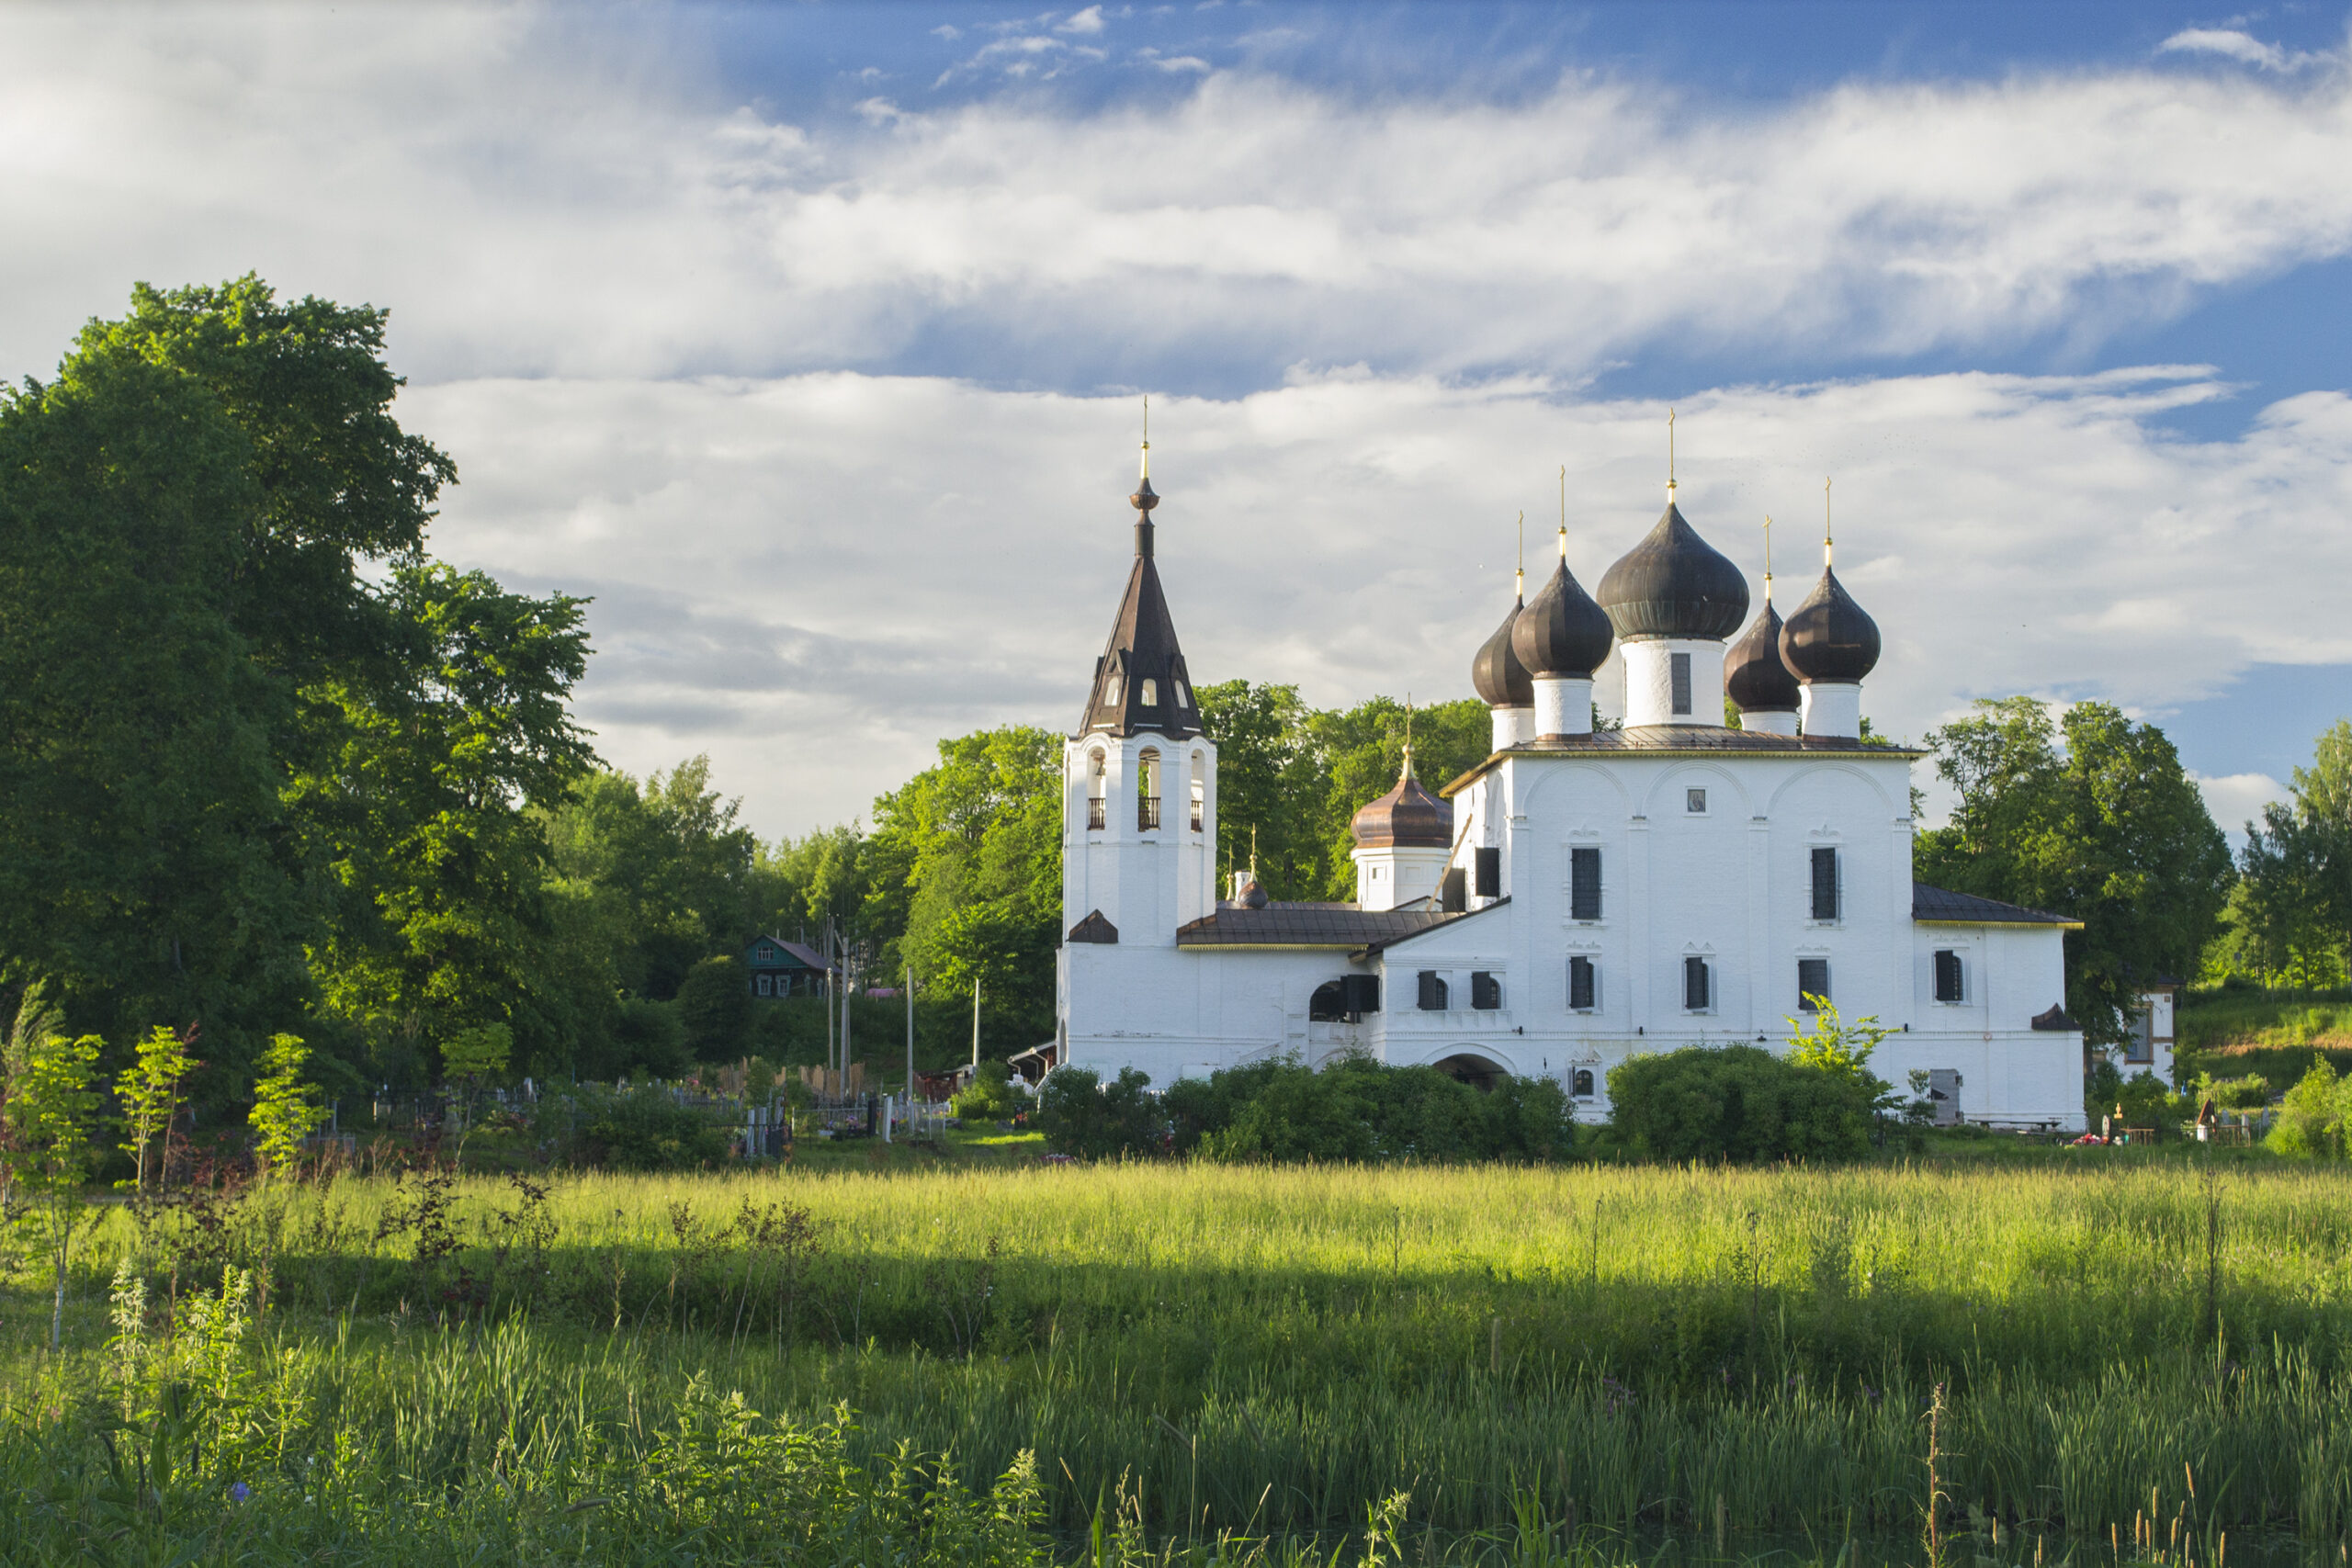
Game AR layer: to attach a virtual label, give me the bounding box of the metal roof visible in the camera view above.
[1911,883,2082,928]
[1175,902,1465,951]
[1442,726,1926,795]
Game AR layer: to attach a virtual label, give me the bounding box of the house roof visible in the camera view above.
[1173,897,1508,955]
[1442,727,1926,794]
[1911,883,2082,929]
[747,936,834,970]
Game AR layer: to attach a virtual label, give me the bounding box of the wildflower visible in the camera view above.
[230,1482,252,1504]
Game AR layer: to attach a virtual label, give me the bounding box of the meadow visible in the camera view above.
[6,1156,2352,1565]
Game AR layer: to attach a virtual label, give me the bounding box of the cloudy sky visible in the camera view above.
[6,2,2349,841]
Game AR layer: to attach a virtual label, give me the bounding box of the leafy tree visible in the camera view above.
[1917,697,2230,1043]
[1036,1066,1162,1159]
[1783,997,1893,1094]
[2226,719,2352,985]
[248,1032,327,1174]
[2,1028,105,1348]
[1306,696,1489,900]
[1606,1045,1874,1163]
[298,563,594,1079]
[1196,681,1328,899]
[676,956,752,1063]
[2266,1057,2348,1158]
[118,1025,197,1196]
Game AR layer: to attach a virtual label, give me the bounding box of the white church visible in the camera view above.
[1052,446,2088,1131]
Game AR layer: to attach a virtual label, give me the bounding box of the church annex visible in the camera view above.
[1054,443,2087,1130]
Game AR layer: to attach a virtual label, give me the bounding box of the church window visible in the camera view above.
[1798,957,1830,1010]
[1572,1068,1595,1098]
[1686,787,1707,815]
[1417,971,1449,1010]
[1810,847,1841,921]
[1190,772,1204,831]
[1567,955,1596,1011]
[1471,971,1501,1010]
[1176,679,1191,707]
[1683,955,1712,1011]
[1475,846,1501,897]
[1670,652,1692,716]
[1142,678,1159,706]
[1570,847,1602,921]
[1934,949,1964,1003]
[1138,748,1162,830]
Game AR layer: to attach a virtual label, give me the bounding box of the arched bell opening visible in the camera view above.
[1430,1052,1508,1092]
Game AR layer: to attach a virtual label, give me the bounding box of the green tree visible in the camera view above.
[1783,997,1893,1095]
[2228,719,2352,985]
[1196,681,1327,899]
[1306,696,1488,899]
[675,956,752,1064]
[1606,1045,1875,1163]
[2,1028,105,1348]
[1916,697,2230,1043]
[248,1032,327,1174]
[298,563,594,1079]
[1036,1066,1163,1159]
[118,1025,197,1196]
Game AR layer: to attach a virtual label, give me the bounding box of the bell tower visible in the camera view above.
[1061,432,1218,948]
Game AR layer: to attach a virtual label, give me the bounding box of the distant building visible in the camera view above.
[2123,981,2182,1083]
[743,936,833,999]
[1053,445,2091,1131]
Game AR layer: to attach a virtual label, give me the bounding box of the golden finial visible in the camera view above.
[1514,511,1524,598]
[1667,408,1677,495]
[1402,694,1416,778]
[1824,475,1833,567]
[1140,394,1150,481]
[1556,464,1568,558]
[1762,514,1775,601]
[1249,824,1258,876]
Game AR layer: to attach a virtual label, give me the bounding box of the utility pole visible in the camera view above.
[970,975,982,1078]
[904,964,915,1103]
[841,934,854,1091]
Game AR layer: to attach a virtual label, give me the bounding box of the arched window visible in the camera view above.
[1141,678,1159,706]
[1087,750,1108,829]
[1190,770,1205,832]
[1137,748,1162,829]
[1309,980,1349,1021]
[1572,1068,1595,1098]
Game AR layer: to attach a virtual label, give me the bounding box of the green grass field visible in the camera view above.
[6,1157,2349,1565]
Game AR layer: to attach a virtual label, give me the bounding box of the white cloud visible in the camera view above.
[2157,28,2322,72]
[402,366,2352,838]
[8,8,2352,384]
[2193,772,2290,846]
[1057,6,1106,35]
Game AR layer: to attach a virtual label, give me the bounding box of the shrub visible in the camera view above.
[558,1086,732,1170]
[1605,1044,1873,1163]
[1162,1054,1576,1164]
[675,956,752,1062]
[614,996,689,1078]
[952,1058,1023,1122]
[1036,1066,1162,1159]
[2267,1059,2347,1158]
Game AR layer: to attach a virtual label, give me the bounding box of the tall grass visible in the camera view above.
[8,1160,2352,1556]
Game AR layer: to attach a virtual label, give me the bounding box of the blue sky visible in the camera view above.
[0,2,2346,837]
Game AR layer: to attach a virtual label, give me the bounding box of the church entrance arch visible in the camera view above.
[1428,1049,1510,1091]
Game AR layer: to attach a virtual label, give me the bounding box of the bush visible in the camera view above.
[1036,1066,1163,1159]
[554,1085,733,1170]
[2267,1059,2349,1158]
[1605,1045,1873,1164]
[952,1058,1023,1122]
[1161,1054,1576,1164]
[613,996,689,1078]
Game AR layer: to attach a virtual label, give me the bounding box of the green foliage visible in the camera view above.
[1781,997,1892,1087]
[2265,1058,2352,1158]
[117,1025,196,1195]
[1916,696,2231,1043]
[248,1033,327,1173]
[1035,1066,1161,1159]
[615,996,691,1078]
[1164,1055,1576,1163]
[1,1026,104,1347]
[2215,719,2352,987]
[1605,1044,1874,1163]
[441,1022,513,1085]
[676,956,753,1063]
[953,1058,1023,1122]
[559,1086,734,1171]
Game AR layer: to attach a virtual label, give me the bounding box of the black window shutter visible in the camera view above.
[1798,957,1830,1010]
[1341,974,1382,1014]
[1418,970,1447,1010]
[1934,950,1962,1002]
[1474,846,1501,897]
[1670,652,1692,715]
[1440,867,1467,913]
[1570,847,1602,920]
[1471,971,1500,1010]
[1568,955,1595,1010]
[1811,847,1839,920]
[1684,955,1710,1010]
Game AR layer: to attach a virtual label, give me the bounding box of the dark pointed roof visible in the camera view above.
[1079,471,1201,739]
[1724,597,1801,714]
[1779,563,1881,683]
[1350,749,1453,849]
[1597,491,1749,642]
[1470,587,1534,707]
[1512,546,1616,679]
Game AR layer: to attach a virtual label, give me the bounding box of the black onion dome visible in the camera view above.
[1350,752,1453,849]
[1778,566,1881,683]
[1724,600,1801,713]
[1510,556,1615,678]
[1596,498,1750,642]
[1470,595,1534,708]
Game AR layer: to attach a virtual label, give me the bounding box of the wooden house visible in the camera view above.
[744,936,833,999]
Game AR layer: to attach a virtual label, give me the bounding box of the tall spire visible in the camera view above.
[1823,476,1833,567]
[1667,407,1678,503]
[1082,429,1195,739]
[1763,514,1775,603]
[1515,510,1524,601]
